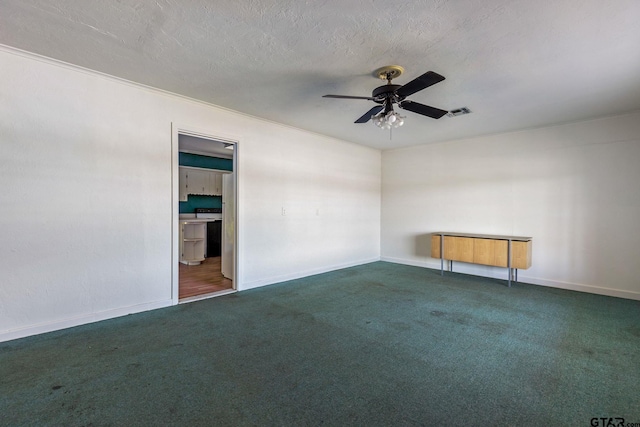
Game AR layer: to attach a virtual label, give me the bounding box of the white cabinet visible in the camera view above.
[187,168,210,195]
[210,172,222,196]
[179,167,223,198]
[180,221,206,265]
[179,167,189,201]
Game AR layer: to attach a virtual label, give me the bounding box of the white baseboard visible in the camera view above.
[381,256,433,269]
[381,256,640,301]
[517,276,640,301]
[0,299,173,344]
[239,257,381,291]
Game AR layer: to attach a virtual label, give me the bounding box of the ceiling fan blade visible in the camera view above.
[395,71,445,98]
[323,94,376,100]
[355,105,384,123]
[399,100,448,119]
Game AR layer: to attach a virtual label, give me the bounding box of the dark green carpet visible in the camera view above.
[1,262,639,426]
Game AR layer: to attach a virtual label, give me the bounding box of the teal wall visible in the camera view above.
[179,153,233,214]
[179,152,233,171]
[180,195,222,212]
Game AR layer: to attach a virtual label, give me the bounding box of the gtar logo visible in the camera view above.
[590,418,625,427]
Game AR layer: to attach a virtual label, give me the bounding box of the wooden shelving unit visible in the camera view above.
[180,222,206,265]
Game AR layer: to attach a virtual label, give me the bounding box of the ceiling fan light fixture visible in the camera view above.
[372,110,405,129]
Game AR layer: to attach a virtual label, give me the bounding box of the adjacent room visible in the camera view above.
[1,0,639,425]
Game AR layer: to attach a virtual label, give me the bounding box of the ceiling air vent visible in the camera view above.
[447,107,472,117]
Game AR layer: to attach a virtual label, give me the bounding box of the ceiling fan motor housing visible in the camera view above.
[372,84,403,103]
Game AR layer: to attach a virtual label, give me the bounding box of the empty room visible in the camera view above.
[1,1,639,425]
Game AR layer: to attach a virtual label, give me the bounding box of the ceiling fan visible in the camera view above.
[323,65,448,129]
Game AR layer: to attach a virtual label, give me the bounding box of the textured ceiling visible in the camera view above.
[1,0,640,149]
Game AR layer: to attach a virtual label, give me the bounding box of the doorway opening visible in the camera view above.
[172,127,237,303]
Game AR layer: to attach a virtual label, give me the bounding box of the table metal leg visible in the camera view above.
[440,235,444,276]
[507,240,512,288]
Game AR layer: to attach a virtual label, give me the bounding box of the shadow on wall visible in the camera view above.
[415,234,433,258]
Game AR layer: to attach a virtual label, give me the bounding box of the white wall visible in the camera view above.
[0,47,381,342]
[381,112,640,300]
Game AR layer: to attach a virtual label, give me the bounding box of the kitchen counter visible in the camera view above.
[179,214,222,222]
[180,218,221,223]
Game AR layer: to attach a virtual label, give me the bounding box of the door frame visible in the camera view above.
[171,123,240,304]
